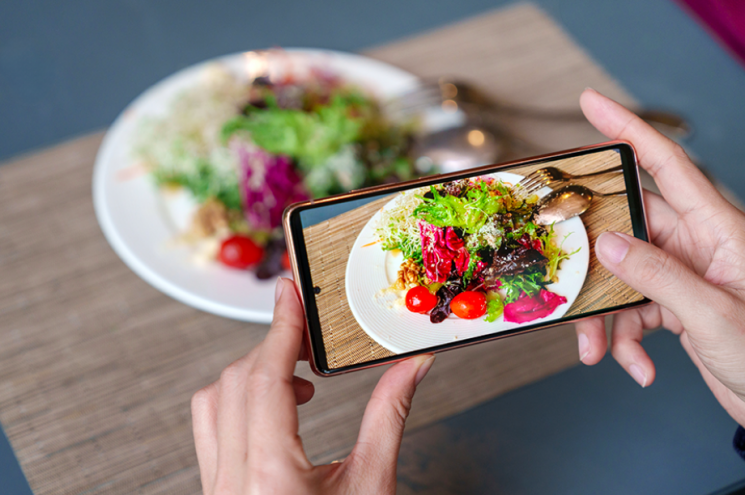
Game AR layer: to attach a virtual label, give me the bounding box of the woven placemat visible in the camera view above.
[304,150,643,368]
[304,195,398,367]
[0,4,650,494]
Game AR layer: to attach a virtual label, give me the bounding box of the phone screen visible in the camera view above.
[286,143,649,374]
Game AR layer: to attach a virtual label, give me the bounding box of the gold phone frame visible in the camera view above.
[283,140,650,377]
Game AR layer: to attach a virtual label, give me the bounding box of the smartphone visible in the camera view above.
[284,141,649,376]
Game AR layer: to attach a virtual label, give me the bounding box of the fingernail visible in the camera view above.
[584,86,596,92]
[578,333,590,363]
[629,364,648,388]
[414,355,436,386]
[597,232,630,264]
[274,277,285,303]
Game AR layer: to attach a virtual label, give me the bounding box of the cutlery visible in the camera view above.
[410,124,504,173]
[518,164,623,196]
[388,78,692,138]
[533,184,626,225]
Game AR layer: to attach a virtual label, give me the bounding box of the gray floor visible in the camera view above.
[1,0,744,493]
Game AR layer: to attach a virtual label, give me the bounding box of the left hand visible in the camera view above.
[191,277,435,494]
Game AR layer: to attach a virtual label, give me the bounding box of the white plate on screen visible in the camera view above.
[93,49,424,323]
[345,172,590,354]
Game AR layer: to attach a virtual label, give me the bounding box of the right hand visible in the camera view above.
[575,88,745,426]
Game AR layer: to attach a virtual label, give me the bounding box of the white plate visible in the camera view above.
[345,172,590,353]
[93,49,421,323]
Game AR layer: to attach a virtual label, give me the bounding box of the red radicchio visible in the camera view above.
[420,222,470,283]
[517,233,544,254]
[465,261,489,291]
[473,260,488,277]
[485,277,502,291]
[503,289,567,324]
[232,141,309,231]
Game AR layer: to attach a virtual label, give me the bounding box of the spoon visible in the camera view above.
[411,124,504,173]
[392,78,693,139]
[533,184,626,225]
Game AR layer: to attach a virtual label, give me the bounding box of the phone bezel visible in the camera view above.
[283,141,650,376]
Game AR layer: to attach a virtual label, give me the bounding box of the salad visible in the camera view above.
[134,63,419,279]
[375,177,579,324]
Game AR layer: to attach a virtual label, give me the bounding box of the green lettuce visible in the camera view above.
[152,158,241,210]
[485,292,504,322]
[413,182,511,234]
[221,93,366,195]
[500,271,545,303]
[540,224,581,282]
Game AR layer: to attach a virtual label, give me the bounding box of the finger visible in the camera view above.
[609,309,656,388]
[213,350,258,491]
[594,231,733,337]
[680,332,745,426]
[349,355,435,490]
[659,305,684,335]
[298,338,309,362]
[245,278,309,458]
[192,382,219,494]
[642,189,677,246]
[253,277,306,381]
[580,88,726,217]
[293,376,315,405]
[575,317,607,365]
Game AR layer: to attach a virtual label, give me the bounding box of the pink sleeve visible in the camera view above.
[676,0,745,66]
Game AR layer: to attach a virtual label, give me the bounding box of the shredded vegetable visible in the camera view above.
[384,176,579,324]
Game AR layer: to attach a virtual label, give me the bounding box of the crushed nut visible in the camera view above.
[393,258,422,290]
[190,198,230,238]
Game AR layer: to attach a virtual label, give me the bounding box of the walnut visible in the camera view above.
[190,198,230,238]
[393,258,422,290]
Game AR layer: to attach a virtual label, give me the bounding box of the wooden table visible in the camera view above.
[0,4,655,493]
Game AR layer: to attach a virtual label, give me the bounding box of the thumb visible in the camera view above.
[595,231,729,331]
[348,355,435,485]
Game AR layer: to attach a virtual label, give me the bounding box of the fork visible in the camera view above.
[517,164,624,196]
[386,78,691,137]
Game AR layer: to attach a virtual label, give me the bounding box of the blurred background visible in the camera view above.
[2,0,744,189]
[1,1,745,494]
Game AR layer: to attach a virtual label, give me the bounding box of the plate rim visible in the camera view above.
[344,173,590,353]
[92,48,420,323]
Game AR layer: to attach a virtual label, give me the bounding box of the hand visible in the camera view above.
[191,277,435,494]
[575,89,745,426]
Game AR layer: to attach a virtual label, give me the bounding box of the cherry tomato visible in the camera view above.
[450,291,487,319]
[281,251,291,271]
[218,235,264,269]
[406,286,438,314]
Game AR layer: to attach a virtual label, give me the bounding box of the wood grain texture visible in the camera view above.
[303,150,643,368]
[0,4,655,493]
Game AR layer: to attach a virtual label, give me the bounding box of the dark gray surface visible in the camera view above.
[1,0,744,198]
[0,426,32,495]
[398,331,745,495]
[538,0,745,198]
[2,1,744,492]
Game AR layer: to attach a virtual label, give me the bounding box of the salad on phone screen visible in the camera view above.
[375,177,579,325]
